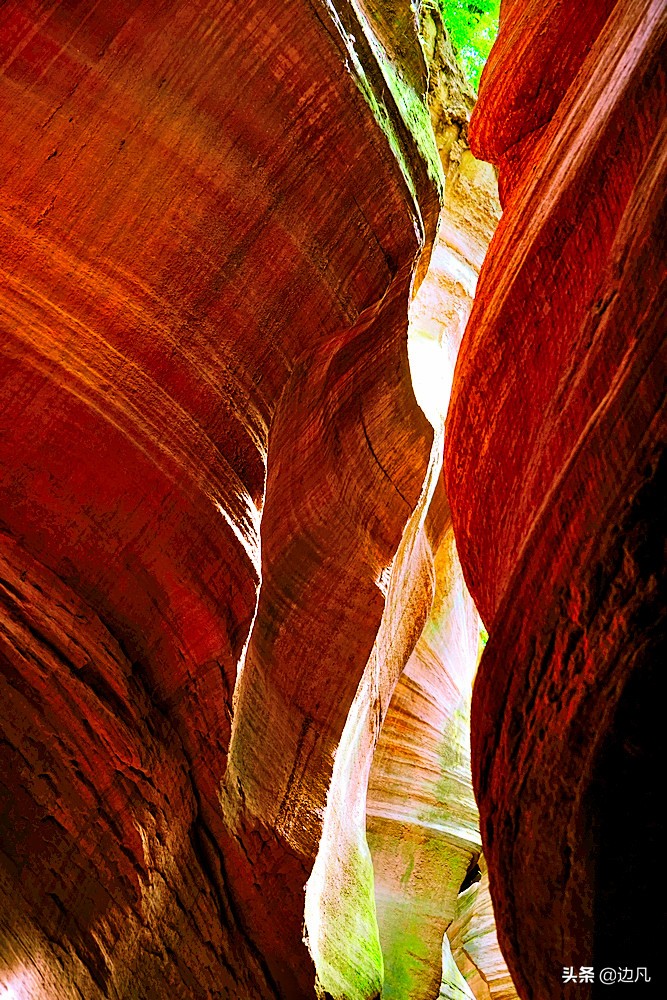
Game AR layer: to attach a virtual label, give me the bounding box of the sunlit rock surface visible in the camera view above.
[3,0,658,997]
[304,427,447,1000]
[445,0,666,997]
[445,860,518,1000]
[367,522,480,1000]
[0,1,441,995]
[365,8,513,999]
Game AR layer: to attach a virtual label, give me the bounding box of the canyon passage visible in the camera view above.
[0,2,664,999]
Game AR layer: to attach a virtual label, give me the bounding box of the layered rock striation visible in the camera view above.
[0,1,442,995]
[2,0,661,997]
[445,1,666,997]
[363,11,515,1000]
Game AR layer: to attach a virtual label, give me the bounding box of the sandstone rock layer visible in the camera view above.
[445,1,666,997]
[0,1,441,995]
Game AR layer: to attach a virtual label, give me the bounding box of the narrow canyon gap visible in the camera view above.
[0,2,664,1000]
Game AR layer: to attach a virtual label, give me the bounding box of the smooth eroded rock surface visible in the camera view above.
[445,1,666,997]
[0,1,441,995]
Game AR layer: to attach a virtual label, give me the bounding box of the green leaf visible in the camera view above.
[436,0,500,91]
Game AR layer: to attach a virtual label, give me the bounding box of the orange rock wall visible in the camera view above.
[0,2,440,995]
[1,0,663,997]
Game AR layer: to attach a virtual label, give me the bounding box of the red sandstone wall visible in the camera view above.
[445,1,666,997]
[2,1,663,996]
[0,2,440,995]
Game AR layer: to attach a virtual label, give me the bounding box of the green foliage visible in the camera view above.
[436,0,500,91]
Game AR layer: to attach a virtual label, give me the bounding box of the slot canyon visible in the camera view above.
[0,1,664,998]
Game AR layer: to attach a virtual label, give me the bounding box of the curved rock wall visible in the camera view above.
[445,1,666,997]
[367,520,480,1000]
[0,1,442,995]
[444,860,518,1000]
[304,427,447,1000]
[364,9,513,1000]
[3,0,657,997]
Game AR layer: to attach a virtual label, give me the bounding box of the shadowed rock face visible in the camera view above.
[445,1,666,998]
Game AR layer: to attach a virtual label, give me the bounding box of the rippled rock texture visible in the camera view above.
[2,1,662,998]
[445,1,666,998]
[0,1,442,995]
[365,9,511,999]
